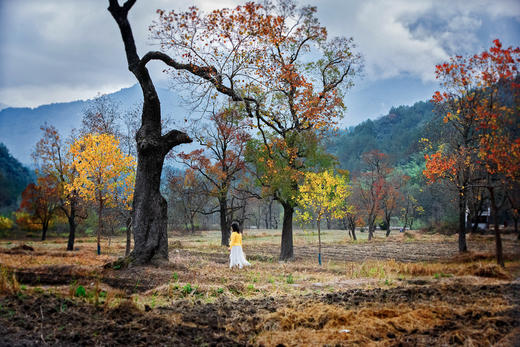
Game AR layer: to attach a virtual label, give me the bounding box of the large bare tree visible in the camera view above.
[108,0,192,265]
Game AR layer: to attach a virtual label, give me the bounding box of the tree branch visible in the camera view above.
[161,129,192,154]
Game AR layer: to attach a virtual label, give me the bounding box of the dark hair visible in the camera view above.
[231,221,240,233]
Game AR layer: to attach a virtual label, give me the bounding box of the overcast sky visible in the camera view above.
[0,0,519,125]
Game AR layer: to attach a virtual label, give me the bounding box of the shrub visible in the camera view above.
[0,216,13,230]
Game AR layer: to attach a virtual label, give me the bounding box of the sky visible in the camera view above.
[0,0,519,126]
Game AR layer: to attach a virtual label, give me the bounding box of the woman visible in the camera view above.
[229,221,251,269]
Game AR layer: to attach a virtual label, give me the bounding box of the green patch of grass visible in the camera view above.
[433,272,453,279]
[286,274,294,284]
[181,283,193,295]
[75,285,86,297]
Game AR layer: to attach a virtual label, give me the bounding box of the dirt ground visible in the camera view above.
[0,229,519,346]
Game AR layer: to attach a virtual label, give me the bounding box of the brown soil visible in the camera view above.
[1,281,519,346]
[1,235,519,346]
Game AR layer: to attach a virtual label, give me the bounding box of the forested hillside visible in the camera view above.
[0,143,32,212]
[328,101,436,173]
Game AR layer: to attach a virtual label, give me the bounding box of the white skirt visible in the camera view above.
[229,245,251,268]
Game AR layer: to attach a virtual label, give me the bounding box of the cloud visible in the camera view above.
[319,0,520,82]
[0,0,518,107]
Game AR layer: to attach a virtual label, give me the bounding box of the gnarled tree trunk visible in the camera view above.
[109,0,191,265]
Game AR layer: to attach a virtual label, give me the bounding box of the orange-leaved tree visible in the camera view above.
[177,108,251,246]
[424,44,495,252]
[150,0,362,260]
[471,39,520,266]
[425,39,519,263]
[67,133,135,255]
[18,175,60,241]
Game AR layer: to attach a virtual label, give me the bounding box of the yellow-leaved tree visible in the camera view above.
[296,170,351,265]
[67,133,135,255]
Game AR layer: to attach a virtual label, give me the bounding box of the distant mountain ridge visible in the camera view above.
[327,100,436,172]
[0,84,190,165]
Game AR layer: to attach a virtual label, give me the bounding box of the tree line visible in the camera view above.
[0,0,517,269]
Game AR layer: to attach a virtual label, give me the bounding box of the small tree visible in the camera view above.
[68,133,135,255]
[168,171,210,234]
[19,175,60,240]
[296,170,350,265]
[355,151,390,240]
[34,125,86,250]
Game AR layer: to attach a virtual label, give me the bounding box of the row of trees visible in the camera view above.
[13,1,516,269]
[17,97,137,255]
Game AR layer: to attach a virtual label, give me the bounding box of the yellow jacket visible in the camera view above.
[229,232,242,247]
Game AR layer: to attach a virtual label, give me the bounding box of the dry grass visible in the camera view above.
[256,296,513,346]
[0,265,19,294]
[0,242,114,268]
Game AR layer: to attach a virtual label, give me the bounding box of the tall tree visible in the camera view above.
[424,49,489,252]
[471,40,520,266]
[425,39,519,263]
[177,108,250,246]
[150,0,361,260]
[108,0,192,264]
[68,133,135,255]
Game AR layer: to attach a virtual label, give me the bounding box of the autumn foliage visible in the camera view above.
[18,175,60,240]
[151,0,361,259]
[424,39,520,263]
[67,133,135,254]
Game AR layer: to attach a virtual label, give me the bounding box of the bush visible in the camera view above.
[422,221,458,235]
[0,216,13,230]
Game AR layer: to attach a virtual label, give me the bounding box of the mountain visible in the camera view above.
[0,84,191,165]
[327,100,436,173]
[0,143,33,213]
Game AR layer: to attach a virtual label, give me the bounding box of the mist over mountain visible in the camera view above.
[0,84,192,165]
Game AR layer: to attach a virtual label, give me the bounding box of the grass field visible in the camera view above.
[1,228,519,345]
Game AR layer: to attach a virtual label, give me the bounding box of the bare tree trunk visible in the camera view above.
[280,202,294,261]
[458,190,468,252]
[66,200,77,251]
[318,218,322,265]
[489,188,504,267]
[219,197,230,246]
[97,198,103,255]
[41,221,48,241]
[125,216,132,256]
[109,0,191,265]
[368,217,375,241]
